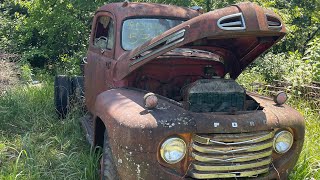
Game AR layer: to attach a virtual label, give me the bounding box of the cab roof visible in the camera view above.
[96,2,200,20]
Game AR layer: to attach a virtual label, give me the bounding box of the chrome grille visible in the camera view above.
[189,131,274,179]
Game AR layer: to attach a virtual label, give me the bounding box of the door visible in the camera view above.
[85,12,115,112]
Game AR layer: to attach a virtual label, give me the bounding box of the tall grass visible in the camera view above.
[289,99,320,180]
[238,71,320,179]
[0,82,100,180]
[0,74,319,179]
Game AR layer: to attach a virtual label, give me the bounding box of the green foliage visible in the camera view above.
[303,37,320,81]
[1,0,107,69]
[0,82,101,179]
[20,64,33,83]
[251,52,287,83]
[284,51,313,87]
[247,0,320,85]
[55,53,83,75]
[287,99,320,180]
[251,50,318,87]
[254,0,320,54]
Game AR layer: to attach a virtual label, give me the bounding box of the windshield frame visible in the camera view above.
[120,16,188,51]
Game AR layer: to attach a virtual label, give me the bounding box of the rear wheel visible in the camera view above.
[101,131,118,180]
[71,76,85,107]
[54,75,71,119]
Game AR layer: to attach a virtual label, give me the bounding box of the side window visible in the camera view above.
[94,16,114,50]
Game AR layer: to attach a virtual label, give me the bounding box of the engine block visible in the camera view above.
[184,79,245,112]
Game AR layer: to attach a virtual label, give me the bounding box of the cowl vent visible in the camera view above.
[266,14,282,30]
[217,13,246,30]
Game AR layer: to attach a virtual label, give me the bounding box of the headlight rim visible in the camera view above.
[273,130,294,154]
[160,137,187,164]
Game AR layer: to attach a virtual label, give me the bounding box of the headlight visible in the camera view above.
[273,130,293,154]
[274,91,287,105]
[160,137,186,164]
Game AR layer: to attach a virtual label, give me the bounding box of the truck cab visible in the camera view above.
[54,2,305,179]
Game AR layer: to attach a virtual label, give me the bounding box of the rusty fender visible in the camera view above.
[94,89,304,179]
[248,93,305,179]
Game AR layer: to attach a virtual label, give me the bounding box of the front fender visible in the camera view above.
[94,88,196,153]
[249,92,305,141]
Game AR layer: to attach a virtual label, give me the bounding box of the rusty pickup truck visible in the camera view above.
[54,2,305,179]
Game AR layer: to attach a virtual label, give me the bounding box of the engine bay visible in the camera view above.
[129,55,261,112]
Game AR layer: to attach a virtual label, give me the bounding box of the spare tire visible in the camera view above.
[54,75,71,119]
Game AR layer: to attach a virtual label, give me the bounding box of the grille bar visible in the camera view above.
[192,140,273,154]
[194,131,274,145]
[189,131,274,179]
[189,168,269,179]
[192,157,271,171]
[192,148,272,163]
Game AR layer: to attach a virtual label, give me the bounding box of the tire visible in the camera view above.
[71,76,85,106]
[54,75,71,119]
[101,131,118,180]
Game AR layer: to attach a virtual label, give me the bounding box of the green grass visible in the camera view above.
[0,82,100,180]
[238,71,320,179]
[0,74,319,179]
[289,99,320,179]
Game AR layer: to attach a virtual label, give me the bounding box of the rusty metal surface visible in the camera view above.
[85,2,286,111]
[110,2,286,81]
[189,131,272,178]
[82,2,304,179]
[94,88,304,179]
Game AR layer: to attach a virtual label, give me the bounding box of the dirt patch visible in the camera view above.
[0,53,21,96]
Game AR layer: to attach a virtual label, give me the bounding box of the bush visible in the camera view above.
[303,37,320,82]
[251,52,288,83]
[284,51,313,87]
[0,0,107,69]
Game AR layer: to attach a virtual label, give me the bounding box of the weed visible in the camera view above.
[238,71,320,179]
[0,80,100,180]
[20,64,32,83]
[288,99,320,180]
[0,74,318,179]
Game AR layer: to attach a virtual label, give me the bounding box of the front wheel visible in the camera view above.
[101,131,119,180]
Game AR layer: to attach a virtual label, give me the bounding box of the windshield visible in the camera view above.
[122,18,184,50]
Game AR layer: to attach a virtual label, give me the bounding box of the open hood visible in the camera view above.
[113,2,286,81]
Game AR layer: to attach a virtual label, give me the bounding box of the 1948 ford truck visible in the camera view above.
[54,2,305,179]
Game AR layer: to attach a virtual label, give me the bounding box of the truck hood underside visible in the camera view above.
[113,2,285,81]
